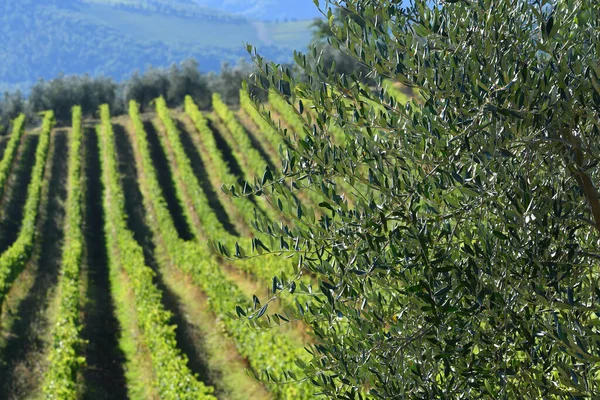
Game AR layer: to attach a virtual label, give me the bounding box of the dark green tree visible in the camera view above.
[234,0,600,397]
[166,59,210,108]
[208,60,266,105]
[0,90,25,130]
[28,74,117,121]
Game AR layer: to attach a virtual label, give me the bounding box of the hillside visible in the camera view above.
[83,0,324,20]
[0,89,347,398]
[0,0,317,93]
[187,0,324,21]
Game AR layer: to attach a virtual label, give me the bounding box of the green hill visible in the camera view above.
[0,0,316,93]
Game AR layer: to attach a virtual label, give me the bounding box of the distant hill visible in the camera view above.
[81,0,324,21]
[188,0,324,21]
[0,0,320,93]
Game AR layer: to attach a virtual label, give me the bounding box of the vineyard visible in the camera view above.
[0,85,403,399]
[2,0,597,397]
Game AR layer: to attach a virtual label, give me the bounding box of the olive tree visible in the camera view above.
[229,0,600,398]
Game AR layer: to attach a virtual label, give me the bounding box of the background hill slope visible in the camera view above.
[0,0,319,92]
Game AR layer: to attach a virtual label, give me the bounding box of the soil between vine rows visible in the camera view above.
[174,118,239,236]
[81,125,128,400]
[142,120,194,241]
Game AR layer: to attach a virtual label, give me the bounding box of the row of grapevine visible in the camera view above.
[44,107,85,399]
[0,112,54,308]
[212,93,270,179]
[213,94,329,224]
[184,96,300,282]
[167,97,300,281]
[244,89,348,150]
[98,104,215,400]
[160,97,279,270]
[266,91,373,207]
[210,95,312,251]
[265,91,341,209]
[240,90,287,158]
[127,103,268,397]
[0,114,26,200]
[184,96,279,224]
[127,101,185,268]
[152,99,315,399]
[215,93,336,219]
[154,97,229,241]
[267,91,307,138]
[267,89,365,147]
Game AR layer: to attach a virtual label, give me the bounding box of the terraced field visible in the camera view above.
[0,90,354,400]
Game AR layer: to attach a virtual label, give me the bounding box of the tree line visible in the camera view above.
[0,10,365,132]
[0,59,262,129]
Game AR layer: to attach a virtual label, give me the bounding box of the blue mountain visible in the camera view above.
[0,0,321,93]
[189,0,325,21]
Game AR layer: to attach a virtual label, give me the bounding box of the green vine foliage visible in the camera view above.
[98,104,215,400]
[137,100,315,399]
[0,111,53,308]
[240,89,284,155]
[0,113,26,200]
[44,106,85,399]
[185,95,277,223]
[229,0,600,398]
[213,93,269,180]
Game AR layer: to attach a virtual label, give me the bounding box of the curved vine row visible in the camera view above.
[44,106,85,399]
[153,99,315,399]
[240,90,287,157]
[185,96,279,223]
[212,93,270,179]
[98,104,215,400]
[0,114,26,201]
[184,96,303,286]
[0,111,54,309]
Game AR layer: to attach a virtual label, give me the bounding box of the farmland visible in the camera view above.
[0,89,378,399]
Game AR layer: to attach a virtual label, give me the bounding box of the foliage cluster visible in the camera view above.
[230,0,600,397]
